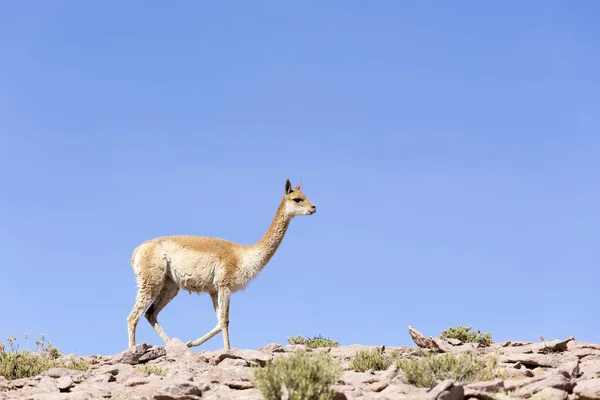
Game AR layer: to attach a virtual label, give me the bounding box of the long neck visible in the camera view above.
[246,197,292,272]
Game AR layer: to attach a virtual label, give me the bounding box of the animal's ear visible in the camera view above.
[285,179,293,194]
[294,181,302,190]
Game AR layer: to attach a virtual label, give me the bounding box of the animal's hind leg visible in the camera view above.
[127,288,159,348]
[145,278,179,344]
[127,242,168,348]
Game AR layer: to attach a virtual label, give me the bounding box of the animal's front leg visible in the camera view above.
[186,289,230,349]
[218,287,231,350]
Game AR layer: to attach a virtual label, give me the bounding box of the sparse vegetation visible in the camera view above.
[139,364,167,376]
[440,325,493,346]
[0,334,90,380]
[397,351,505,388]
[253,350,342,400]
[350,348,395,372]
[287,335,339,349]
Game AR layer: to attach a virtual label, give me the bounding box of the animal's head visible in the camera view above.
[283,179,316,217]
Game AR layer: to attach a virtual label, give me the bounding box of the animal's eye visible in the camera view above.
[293,198,302,203]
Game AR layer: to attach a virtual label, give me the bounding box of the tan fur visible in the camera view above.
[127,179,316,350]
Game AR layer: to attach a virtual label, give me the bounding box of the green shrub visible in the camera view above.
[288,336,306,345]
[350,348,393,372]
[253,350,342,400]
[287,335,339,349]
[0,334,90,380]
[397,351,504,388]
[139,364,167,376]
[440,325,493,346]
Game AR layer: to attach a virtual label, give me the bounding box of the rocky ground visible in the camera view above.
[1,328,600,400]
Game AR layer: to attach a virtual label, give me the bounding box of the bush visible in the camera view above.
[139,364,167,376]
[287,335,339,349]
[350,348,393,372]
[0,334,90,380]
[440,325,493,346]
[397,351,504,388]
[253,350,342,400]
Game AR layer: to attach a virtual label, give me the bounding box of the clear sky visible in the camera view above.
[1,1,599,356]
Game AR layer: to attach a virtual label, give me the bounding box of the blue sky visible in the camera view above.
[1,1,599,356]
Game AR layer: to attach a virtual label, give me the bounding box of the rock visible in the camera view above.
[8,338,600,400]
[409,326,446,352]
[332,389,349,400]
[523,337,575,354]
[258,343,285,353]
[139,346,167,363]
[201,349,272,367]
[331,384,354,399]
[226,380,254,389]
[530,387,569,400]
[558,360,581,378]
[580,359,600,379]
[569,341,600,351]
[341,370,379,386]
[426,379,464,400]
[500,353,565,368]
[328,344,372,361]
[219,357,249,368]
[203,366,254,384]
[36,376,58,393]
[463,388,509,400]
[571,348,600,359]
[87,373,113,383]
[113,343,153,365]
[573,378,600,399]
[446,338,463,346]
[464,378,504,393]
[502,340,534,347]
[41,368,86,381]
[124,376,152,387]
[503,366,535,379]
[166,338,194,360]
[154,380,203,400]
[365,380,389,392]
[56,376,74,392]
[504,375,547,392]
[513,372,576,398]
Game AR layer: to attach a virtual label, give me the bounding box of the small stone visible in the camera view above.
[166,338,193,360]
[36,376,59,393]
[226,380,254,389]
[465,379,504,393]
[113,343,152,365]
[57,376,74,392]
[124,377,152,387]
[258,343,285,353]
[201,349,272,367]
[219,357,249,368]
[366,380,389,392]
[154,380,202,400]
[427,379,464,400]
[139,346,167,363]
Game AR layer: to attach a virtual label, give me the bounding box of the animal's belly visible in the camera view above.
[166,254,218,293]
